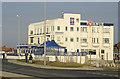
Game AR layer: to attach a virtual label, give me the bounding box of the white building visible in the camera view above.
[28,12,114,61]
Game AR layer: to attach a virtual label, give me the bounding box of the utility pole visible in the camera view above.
[16,15,20,57]
[44,0,46,65]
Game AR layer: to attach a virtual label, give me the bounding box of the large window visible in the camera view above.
[81,38,87,43]
[70,27,74,31]
[57,26,60,31]
[81,27,87,32]
[103,38,109,43]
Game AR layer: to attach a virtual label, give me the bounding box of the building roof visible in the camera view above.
[2,46,15,52]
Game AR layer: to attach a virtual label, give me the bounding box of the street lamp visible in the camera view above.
[44,0,46,65]
[16,14,20,57]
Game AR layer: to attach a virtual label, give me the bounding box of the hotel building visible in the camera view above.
[28,13,114,61]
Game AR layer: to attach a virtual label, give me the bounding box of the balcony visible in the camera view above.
[92,43,99,47]
[81,42,88,47]
[103,43,110,47]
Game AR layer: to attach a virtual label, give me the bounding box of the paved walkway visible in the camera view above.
[8,59,103,70]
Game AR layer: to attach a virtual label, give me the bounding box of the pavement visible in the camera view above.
[7,59,104,70]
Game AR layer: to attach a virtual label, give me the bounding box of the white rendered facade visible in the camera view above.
[28,13,114,61]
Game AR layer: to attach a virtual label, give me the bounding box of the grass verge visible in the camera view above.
[17,59,89,68]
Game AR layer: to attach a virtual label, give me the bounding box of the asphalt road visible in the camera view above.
[2,60,119,79]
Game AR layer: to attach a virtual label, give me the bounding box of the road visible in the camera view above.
[2,60,119,79]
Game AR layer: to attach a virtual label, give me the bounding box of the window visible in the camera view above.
[53,35,54,40]
[57,26,60,31]
[57,36,60,41]
[76,18,79,22]
[40,27,42,34]
[65,37,67,41]
[77,49,79,52]
[38,38,39,44]
[70,38,74,42]
[97,38,98,43]
[103,38,109,43]
[51,26,52,31]
[92,27,99,33]
[70,27,74,31]
[92,50,96,55]
[103,28,110,33]
[30,37,34,43]
[65,27,67,31]
[37,27,39,34]
[51,35,52,40]
[53,26,54,31]
[101,50,104,53]
[81,27,87,32]
[77,37,79,42]
[34,28,36,34]
[81,38,87,43]
[92,38,99,43]
[47,38,49,41]
[77,27,79,31]
[30,30,33,35]
[47,28,48,33]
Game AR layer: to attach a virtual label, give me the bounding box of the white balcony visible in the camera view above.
[103,43,110,47]
[81,42,88,47]
[92,43,99,47]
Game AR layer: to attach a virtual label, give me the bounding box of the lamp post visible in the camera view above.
[44,0,46,65]
[16,15,20,56]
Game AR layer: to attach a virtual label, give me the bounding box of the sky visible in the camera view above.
[2,2,119,49]
[1,0,120,2]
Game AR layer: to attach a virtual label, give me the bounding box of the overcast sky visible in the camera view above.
[2,2,118,48]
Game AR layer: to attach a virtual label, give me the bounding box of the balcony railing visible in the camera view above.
[92,43,99,47]
[81,42,88,47]
[103,43,110,47]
